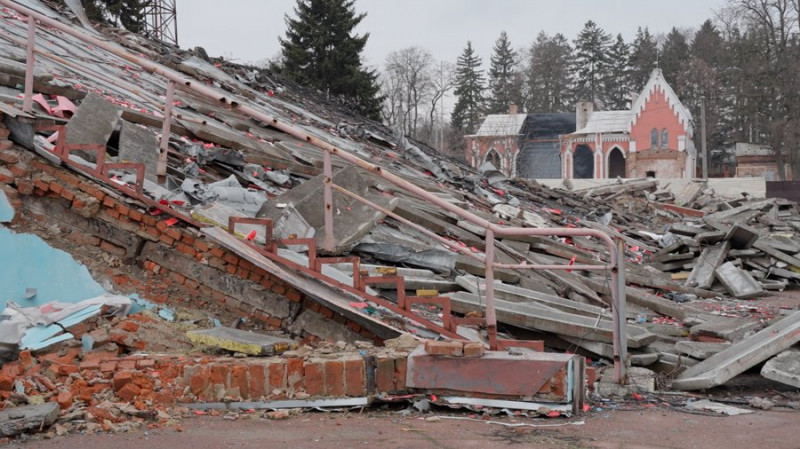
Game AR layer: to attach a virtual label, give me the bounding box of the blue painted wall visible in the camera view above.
[0,227,106,309]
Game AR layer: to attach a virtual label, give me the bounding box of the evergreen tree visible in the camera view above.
[660,28,691,88]
[487,31,519,114]
[572,20,612,106]
[279,0,382,119]
[604,34,632,110]
[629,27,658,91]
[691,20,725,68]
[82,0,146,32]
[525,32,573,113]
[451,41,485,133]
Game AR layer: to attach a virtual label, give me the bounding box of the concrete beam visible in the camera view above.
[673,311,800,390]
[446,291,655,348]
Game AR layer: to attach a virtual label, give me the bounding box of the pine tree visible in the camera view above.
[660,28,690,88]
[629,27,658,91]
[525,32,573,113]
[82,0,146,32]
[279,0,382,120]
[487,31,519,114]
[604,34,631,110]
[451,41,485,133]
[572,20,612,106]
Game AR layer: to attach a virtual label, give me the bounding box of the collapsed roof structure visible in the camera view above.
[0,0,799,439]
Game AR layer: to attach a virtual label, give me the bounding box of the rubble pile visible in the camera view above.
[0,0,798,441]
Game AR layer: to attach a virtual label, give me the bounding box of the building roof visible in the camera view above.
[574,111,632,134]
[523,113,576,139]
[474,114,527,136]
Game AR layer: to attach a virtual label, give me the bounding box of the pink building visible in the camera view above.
[560,69,696,179]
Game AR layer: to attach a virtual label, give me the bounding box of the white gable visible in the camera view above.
[629,69,694,137]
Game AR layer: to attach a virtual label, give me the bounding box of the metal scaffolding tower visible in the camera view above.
[142,0,178,46]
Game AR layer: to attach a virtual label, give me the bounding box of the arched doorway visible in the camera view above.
[484,149,502,170]
[573,145,594,179]
[608,147,626,178]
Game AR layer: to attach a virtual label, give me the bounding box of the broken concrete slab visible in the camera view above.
[754,239,800,269]
[675,341,731,360]
[685,399,753,416]
[595,366,655,397]
[455,275,612,320]
[673,182,704,207]
[257,166,397,254]
[690,316,759,341]
[353,242,456,274]
[65,93,122,147]
[686,242,729,289]
[447,291,656,348]
[186,327,297,356]
[118,121,159,182]
[0,402,59,437]
[724,224,759,249]
[673,311,800,390]
[761,349,800,388]
[715,261,764,299]
[454,253,519,283]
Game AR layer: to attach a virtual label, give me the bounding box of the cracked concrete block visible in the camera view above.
[715,261,763,299]
[761,349,800,388]
[118,121,160,182]
[686,242,729,289]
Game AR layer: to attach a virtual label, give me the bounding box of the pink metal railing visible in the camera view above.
[5,0,628,383]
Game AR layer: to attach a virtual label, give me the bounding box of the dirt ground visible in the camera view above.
[20,406,799,449]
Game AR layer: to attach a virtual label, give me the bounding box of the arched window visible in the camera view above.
[661,128,668,149]
[650,128,658,149]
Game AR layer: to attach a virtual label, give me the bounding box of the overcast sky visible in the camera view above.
[176,0,728,69]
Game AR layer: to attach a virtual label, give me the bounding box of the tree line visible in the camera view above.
[81,0,800,179]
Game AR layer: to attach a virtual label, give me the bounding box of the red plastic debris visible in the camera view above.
[246,230,257,240]
[164,217,179,227]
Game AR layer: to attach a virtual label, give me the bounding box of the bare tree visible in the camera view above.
[382,47,435,139]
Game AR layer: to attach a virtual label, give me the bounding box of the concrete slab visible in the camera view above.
[118,121,159,182]
[761,349,800,388]
[675,341,731,360]
[690,317,759,341]
[596,366,655,398]
[187,327,297,356]
[0,402,59,437]
[406,345,579,402]
[673,311,800,390]
[715,262,764,299]
[724,224,759,249]
[686,242,729,289]
[256,166,397,254]
[446,291,656,348]
[65,93,122,147]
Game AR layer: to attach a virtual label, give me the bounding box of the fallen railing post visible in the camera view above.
[484,228,498,350]
[323,149,334,252]
[613,237,628,383]
[22,14,35,113]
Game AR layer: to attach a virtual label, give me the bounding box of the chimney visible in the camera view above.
[576,100,594,131]
[508,103,518,115]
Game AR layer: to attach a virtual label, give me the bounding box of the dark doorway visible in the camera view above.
[608,147,626,178]
[573,145,594,179]
[646,171,656,178]
[485,149,501,170]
